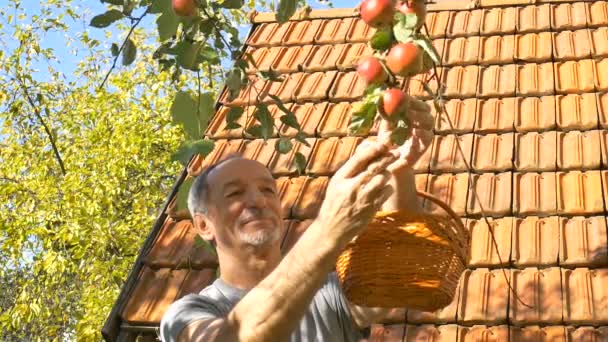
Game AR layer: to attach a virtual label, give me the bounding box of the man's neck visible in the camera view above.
[216,243,282,290]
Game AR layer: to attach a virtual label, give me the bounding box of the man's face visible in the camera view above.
[203,158,283,249]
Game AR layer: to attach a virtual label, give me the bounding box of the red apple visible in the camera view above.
[385,42,423,77]
[382,88,408,117]
[357,56,388,85]
[360,0,395,28]
[172,0,197,17]
[397,0,427,29]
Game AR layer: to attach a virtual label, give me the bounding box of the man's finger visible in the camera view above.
[359,170,391,198]
[336,141,390,179]
[408,109,434,130]
[353,154,396,185]
[409,97,431,112]
[372,185,394,210]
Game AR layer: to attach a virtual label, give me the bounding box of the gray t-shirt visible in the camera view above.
[160,272,362,342]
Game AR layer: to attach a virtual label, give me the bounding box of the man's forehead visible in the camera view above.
[209,158,274,186]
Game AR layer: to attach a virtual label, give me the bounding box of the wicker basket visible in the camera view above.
[335,191,470,311]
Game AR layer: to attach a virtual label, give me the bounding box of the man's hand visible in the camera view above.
[378,96,434,173]
[318,142,397,243]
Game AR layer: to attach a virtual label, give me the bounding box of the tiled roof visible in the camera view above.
[103,1,608,341]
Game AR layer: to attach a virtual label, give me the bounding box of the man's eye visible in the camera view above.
[263,187,275,193]
[227,190,242,197]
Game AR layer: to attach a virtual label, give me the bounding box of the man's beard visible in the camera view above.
[238,227,281,246]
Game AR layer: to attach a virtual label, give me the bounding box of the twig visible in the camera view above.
[200,7,237,57]
[17,78,67,176]
[98,7,150,90]
[197,70,202,135]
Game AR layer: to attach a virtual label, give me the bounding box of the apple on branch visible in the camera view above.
[356,56,389,85]
[360,0,395,28]
[172,0,197,17]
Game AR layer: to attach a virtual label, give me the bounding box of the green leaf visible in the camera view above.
[217,0,244,9]
[156,11,179,41]
[393,12,415,43]
[245,124,263,138]
[224,68,243,101]
[225,122,242,130]
[404,13,419,30]
[226,107,244,123]
[90,9,124,28]
[277,0,298,23]
[110,43,119,57]
[101,0,124,5]
[171,91,200,139]
[295,131,311,147]
[294,152,307,175]
[415,37,441,65]
[175,178,193,212]
[348,101,377,135]
[257,69,284,82]
[121,38,137,65]
[254,104,274,140]
[197,92,215,134]
[280,113,300,131]
[370,28,393,51]
[199,46,220,64]
[175,41,202,70]
[275,138,293,154]
[389,126,410,145]
[150,0,171,13]
[171,139,216,165]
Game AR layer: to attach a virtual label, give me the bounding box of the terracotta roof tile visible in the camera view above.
[442,36,480,66]
[600,130,608,167]
[509,267,563,325]
[516,63,555,97]
[246,22,290,47]
[403,324,459,342]
[515,131,557,172]
[555,93,599,131]
[316,102,353,137]
[335,42,372,70]
[480,7,517,35]
[276,176,306,218]
[514,96,556,133]
[479,64,517,98]
[557,130,601,170]
[567,326,608,341]
[510,326,567,342]
[145,219,217,269]
[513,172,557,216]
[328,71,367,101]
[425,11,451,39]
[178,268,218,298]
[467,217,512,267]
[280,219,312,253]
[291,176,329,219]
[458,269,509,324]
[554,60,596,94]
[559,216,608,267]
[344,18,375,43]
[447,10,482,38]
[603,171,608,212]
[306,137,360,175]
[369,324,405,342]
[405,68,443,100]
[424,173,469,216]
[431,38,447,65]
[279,102,326,137]
[206,105,249,139]
[479,35,515,65]
[314,18,350,44]
[551,3,588,31]
[188,139,243,176]
[122,267,214,324]
[599,92,608,129]
[557,171,605,215]
[263,73,303,103]
[595,58,608,91]
[267,137,316,176]
[514,32,553,63]
[475,97,515,133]
[293,70,337,102]
[562,268,608,324]
[472,134,514,172]
[442,65,479,98]
[517,4,551,34]
[552,29,592,61]
[282,20,322,46]
[590,27,608,58]
[429,134,473,172]
[435,99,477,134]
[467,172,513,217]
[236,140,275,167]
[244,46,273,73]
[272,46,312,74]
[220,77,267,107]
[460,325,509,342]
[512,216,560,267]
[302,44,338,72]
[406,283,459,323]
[586,1,608,28]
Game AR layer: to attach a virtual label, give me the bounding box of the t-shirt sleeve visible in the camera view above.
[321,272,362,341]
[159,294,222,342]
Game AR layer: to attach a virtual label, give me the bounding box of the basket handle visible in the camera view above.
[416,191,464,229]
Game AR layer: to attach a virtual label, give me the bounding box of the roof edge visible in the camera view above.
[249,0,591,23]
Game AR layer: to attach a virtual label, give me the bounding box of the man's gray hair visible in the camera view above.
[187,153,243,218]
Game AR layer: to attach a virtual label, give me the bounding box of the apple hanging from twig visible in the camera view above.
[357,56,388,85]
[360,0,396,28]
[172,0,197,17]
[385,42,423,77]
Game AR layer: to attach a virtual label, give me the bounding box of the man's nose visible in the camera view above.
[244,187,266,208]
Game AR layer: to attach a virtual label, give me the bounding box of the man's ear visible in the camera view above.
[192,214,214,241]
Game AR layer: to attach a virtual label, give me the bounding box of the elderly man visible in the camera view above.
[160,98,434,342]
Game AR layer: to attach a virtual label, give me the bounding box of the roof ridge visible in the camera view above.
[249,0,593,23]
